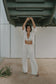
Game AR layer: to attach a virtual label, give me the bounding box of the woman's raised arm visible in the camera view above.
[22,17,30,30]
[30,17,36,28]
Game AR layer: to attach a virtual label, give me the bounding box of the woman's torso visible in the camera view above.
[23,32,34,47]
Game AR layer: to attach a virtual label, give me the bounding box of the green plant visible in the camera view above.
[0,66,12,77]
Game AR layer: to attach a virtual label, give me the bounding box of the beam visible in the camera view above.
[8,7,46,11]
[7,2,53,9]
[3,0,10,22]
[10,16,49,20]
[3,0,15,25]
[16,0,45,3]
[7,0,15,2]
[9,10,51,16]
[16,8,45,11]
[15,22,38,26]
[49,4,56,24]
[53,6,56,19]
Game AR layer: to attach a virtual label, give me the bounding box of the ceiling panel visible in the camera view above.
[3,0,56,26]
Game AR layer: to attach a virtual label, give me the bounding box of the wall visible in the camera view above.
[0,0,1,57]
[0,0,11,58]
[11,27,56,58]
[36,27,56,58]
[0,27,1,57]
[0,0,56,58]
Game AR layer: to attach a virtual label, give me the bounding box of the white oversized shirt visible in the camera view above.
[22,26,37,47]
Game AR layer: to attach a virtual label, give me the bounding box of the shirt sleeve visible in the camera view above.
[32,26,37,34]
[22,27,26,33]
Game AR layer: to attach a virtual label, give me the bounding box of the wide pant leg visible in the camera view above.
[22,45,38,75]
[28,46,38,75]
[22,45,28,73]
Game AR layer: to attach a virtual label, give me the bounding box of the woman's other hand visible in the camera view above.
[26,17,30,21]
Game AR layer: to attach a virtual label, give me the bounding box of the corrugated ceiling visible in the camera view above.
[3,0,56,26]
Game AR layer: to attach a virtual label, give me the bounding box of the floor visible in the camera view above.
[0,58,56,84]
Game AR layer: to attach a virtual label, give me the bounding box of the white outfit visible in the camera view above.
[22,26,38,75]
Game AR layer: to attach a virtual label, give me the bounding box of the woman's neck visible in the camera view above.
[27,32,30,34]
[27,32,30,39]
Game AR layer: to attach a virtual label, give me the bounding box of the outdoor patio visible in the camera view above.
[0,58,56,84]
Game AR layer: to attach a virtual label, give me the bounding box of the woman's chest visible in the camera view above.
[24,33,33,40]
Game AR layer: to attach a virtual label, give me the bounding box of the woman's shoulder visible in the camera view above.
[32,26,37,32]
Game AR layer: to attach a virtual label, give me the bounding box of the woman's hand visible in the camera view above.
[26,17,30,22]
[29,17,36,28]
[25,40,32,45]
[29,17,33,21]
[22,17,30,30]
[25,40,28,44]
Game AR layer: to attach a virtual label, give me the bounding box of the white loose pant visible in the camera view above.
[22,45,38,75]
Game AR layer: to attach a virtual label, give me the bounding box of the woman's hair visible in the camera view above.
[25,24,32,32]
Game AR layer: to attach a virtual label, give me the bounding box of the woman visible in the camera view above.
[22,17,39,76]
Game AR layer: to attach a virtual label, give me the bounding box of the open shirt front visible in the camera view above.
[22,26,37,47]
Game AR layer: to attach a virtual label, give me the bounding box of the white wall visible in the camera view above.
[10,27,56,58]
[1,25,11,58]
[0,26,1,57]
[0,0,56,58]
[0,0,11,58]
[36,27,56,58]
[11,26,23,58]
[0,0,1,57]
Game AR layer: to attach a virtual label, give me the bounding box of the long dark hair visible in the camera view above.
[25,24,32,32]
